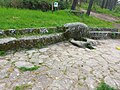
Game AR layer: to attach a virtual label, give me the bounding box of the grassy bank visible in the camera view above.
[0,7,113,30]
[81,3,120,18]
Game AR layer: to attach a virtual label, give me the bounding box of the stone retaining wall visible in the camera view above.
[0,27,65,36]
[89,28,119,39]
[0,33,66,51]
[89,31,120,39]
[0,27,120,51]
[0,27,118,37]
[89,28,118,32]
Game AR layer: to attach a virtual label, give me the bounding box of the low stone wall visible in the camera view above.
[0,27,65,37]
[89,28,118,32]
[88,28,119,39]
[0,26,120,51]
[0,27,118,37]
[89,31,120,39]
[0,33,66,51]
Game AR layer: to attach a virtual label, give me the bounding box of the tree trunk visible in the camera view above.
[79,0,83,7]
[109,0,114,10]
[71,0,78,10]
[101,0,105,8]
[113,0,117,9]
[86,0,94,16]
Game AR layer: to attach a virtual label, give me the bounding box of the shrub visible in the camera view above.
[21,0,52,11]
[0,0,70,11]
[114,5,120,14]
[0,0,52,11]
[58,1,70,10]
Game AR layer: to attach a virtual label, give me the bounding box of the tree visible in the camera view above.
[103,0,117,10]
[101,0,105,8]
[86,0,94,16]
[79,0,83,6]
[71,0,78,10]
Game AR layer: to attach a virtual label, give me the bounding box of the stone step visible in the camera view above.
[0,27,118,38]
[89,28,118,32]
[0,33,66,51]
[0,29,120,51]
[89,31,120,39]
[0,27,65,38]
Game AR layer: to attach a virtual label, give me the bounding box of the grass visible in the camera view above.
[0,7,114,30]
[116,21,120,23]
[0,51,6,56]
[14,86,25,90]
[14,84,31,90]
[81,3,120,18]
[19,66,39,72]
[97,81,116,90]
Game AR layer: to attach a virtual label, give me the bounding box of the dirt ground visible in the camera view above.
[82,9,120,29]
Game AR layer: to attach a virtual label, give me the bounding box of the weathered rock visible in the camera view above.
[14,61,34,68]
[39,28,48,34]
[0,37,16,44]
[64,22,88,28]
[70,39,87,48]
[0,83,6,90]
[64,22,89,40]
[0,60,8,67]
[86,38,100,46]
[70,39,95,49]
[0,30,4,35]
[39,48,49,53]
[9,29,16,35]
[0,67,10,79]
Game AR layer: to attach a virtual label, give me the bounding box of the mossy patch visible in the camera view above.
[19,66,39,72]
[97,81,116,90]
[0,51,6,56]
[14,84,31,90]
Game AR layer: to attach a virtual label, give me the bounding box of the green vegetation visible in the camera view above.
[19,66,39,71]
[116,21,120,23]
[0,0,52,11]
[14,84,31,90]
[97,81,116,90]
[14,86,25,90]
[0,51,6,56]
[0,7,113,30]
[81,3,120,18]
[0,0,69,11]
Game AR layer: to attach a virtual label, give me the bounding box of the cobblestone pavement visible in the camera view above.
[0,39,120,90]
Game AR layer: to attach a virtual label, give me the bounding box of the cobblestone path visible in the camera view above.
[0,39,120,90]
